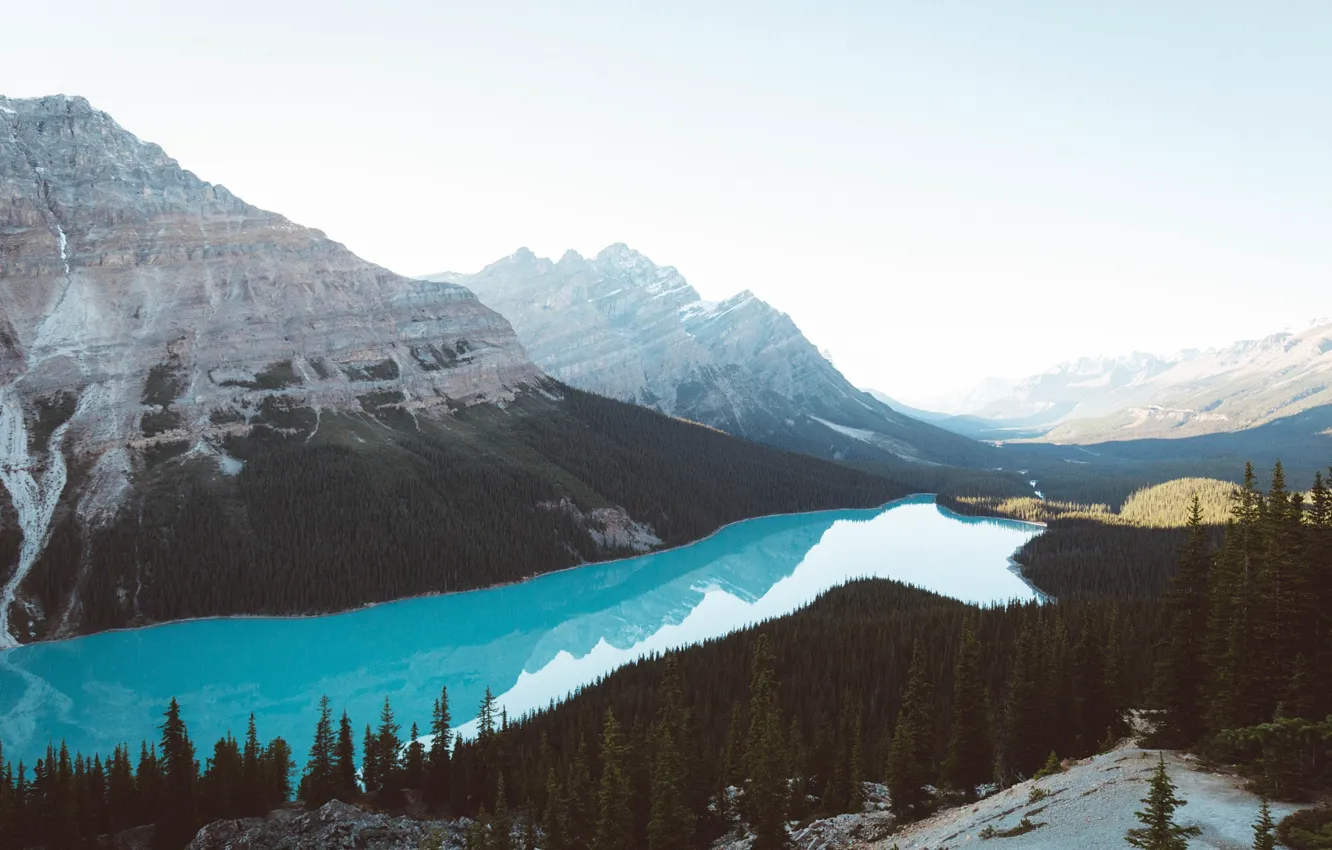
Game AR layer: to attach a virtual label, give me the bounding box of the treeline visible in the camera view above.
[0,701,294,850]
[1148,463,1332,799]
[0,577,1163,849]
[12,459,1325,847]
[63,385,908,637]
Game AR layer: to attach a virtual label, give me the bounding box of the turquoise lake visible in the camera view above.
[0,495,1041,766]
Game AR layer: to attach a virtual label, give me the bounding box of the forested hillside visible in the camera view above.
[4,460,1327,850]
[57,385,910,638]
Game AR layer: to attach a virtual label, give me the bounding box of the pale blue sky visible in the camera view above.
[4,1,1330,404]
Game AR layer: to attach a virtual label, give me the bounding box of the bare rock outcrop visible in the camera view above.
[0,94,542,645]
[186,800,468,850]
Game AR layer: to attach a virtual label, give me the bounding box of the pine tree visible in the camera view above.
[264,737,294,806]
[999,623,1045,783]
[566,735,594,847]
[1124,754,1202,850]
[721,703,745,789]
[362,724,380,793]
[1072,614,1114,755]
[886,642,935,821]
[744,635,789,850]
[847,711,865,813]
[154,698,198,849]
[301,695,337,808]
[1149,495,1212,747]
[944,623,992,793]
[404,723,426,789]
[491,775,514,850]
[647,660,695,850]
[334,711,358,799]
[425,686,452,809]
[592,710,633,850]
[541,767,569,850]
[375,697,404,804]
[241,714,265,815]
[1251,798,1276,850]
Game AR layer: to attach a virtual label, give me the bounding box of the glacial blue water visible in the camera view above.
[0,495,1040,766]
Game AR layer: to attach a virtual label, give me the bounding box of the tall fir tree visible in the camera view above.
[301,695,337,808]
[1125,754,1201,850]
[885,642,935,821]
[592,710,633,850]
[333,711,358,799]
[1149,496,1212,747]
[647,660,695,850]
[375,697,404,804]
[1251,798,1276,850]
[944,623,992,793]
[999,623,1046,783]
[425,686,452,809]
[744,635,789,850]
[154,699,198,850]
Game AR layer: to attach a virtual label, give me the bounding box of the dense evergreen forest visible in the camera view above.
[54,386,912,637]
[3,461,1328,849]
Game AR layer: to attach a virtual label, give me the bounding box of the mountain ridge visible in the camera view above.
[429,246,995,467]
[0,95,910,645]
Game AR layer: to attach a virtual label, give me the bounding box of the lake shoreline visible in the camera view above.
[2,493,1046,652]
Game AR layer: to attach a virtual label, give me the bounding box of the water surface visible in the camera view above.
[0,495,1040,765]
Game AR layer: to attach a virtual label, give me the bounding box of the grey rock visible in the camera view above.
[0,94,540,645]
[433,245,991,467]
[186,800,468,850]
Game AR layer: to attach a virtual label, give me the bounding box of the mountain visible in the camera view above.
[0,95,907,644]
[939,322,1332,445]
[430,246,993,467]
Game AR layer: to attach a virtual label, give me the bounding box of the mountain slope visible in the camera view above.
[431,246,994,467]
[0,95,907,644]
[935,321,1332,445]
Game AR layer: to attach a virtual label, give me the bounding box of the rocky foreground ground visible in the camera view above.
[168,739,1312,850]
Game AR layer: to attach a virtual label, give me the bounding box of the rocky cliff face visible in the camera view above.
[435,246,992,467]
[0,95,540,645]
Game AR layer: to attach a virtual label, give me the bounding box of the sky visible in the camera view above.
[4,1,1331,407]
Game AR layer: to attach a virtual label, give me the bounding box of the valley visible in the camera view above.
[2,87,1331,850]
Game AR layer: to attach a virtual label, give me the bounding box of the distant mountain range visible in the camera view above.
[899,321,1332,445]
[431,247,994,467]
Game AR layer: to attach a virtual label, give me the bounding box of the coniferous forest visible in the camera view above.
[2,461,1329,848]
[58,386,912,638]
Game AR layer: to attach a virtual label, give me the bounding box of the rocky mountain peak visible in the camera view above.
[0,93,541,645]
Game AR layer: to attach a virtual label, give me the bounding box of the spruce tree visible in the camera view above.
[154,699,198,850]
[404,723,426,789]
[999,623,1045,783]
[1072,615,1114,755]
[301,695,337,808]
[264,737,295,806]
[334,711,358,799]
[847,711,865,813]
[542,767,569,850]
[944,623,992,793]
[241,714,265,815]
[362,724,380,793]
[744,635,789,850]
[375,697,404,804]
[1149,496,1212,747]
[647,660,695,850]
[592,710,633,850]
[1125,754,1201,850]
[425,686,452,808]
[1251,798,1276,850]
[885,642,935,821]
